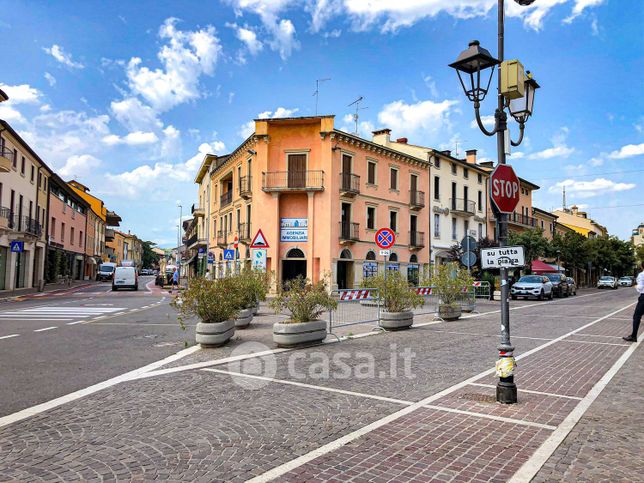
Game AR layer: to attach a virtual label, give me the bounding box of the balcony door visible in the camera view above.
[287,154,306,188]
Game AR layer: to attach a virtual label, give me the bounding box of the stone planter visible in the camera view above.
[461,301,476,313]
[251,302,260,316]
[438,304,462,321]
[196,320,235,347]
[235,308,254,329]
[273,320,327,348]
[379,310,414,330]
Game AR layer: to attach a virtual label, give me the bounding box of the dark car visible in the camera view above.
[566,277,577,296]
[544,273,569,298]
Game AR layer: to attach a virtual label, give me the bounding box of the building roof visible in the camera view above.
[0,120,55,176]
[333,129,430,166]
[50,173,90,208]
[532,206,557,220]
[0,88,8,103]
[194,153,216,184]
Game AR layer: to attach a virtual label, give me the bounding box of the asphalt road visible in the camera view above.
[0,277,193,417]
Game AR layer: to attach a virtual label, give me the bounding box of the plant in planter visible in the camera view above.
[231,269,270,328]
[366,271,424,330]
[432,263,474,321]
[172,277,240,347]
[244,269,271,315]
[270,276,337,347]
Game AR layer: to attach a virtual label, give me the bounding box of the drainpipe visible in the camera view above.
[33,165,41,290]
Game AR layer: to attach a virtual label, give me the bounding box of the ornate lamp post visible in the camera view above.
[448,0,540,404]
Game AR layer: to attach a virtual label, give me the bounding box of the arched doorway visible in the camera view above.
[408,254,419,285]
[336,249,354,290]
[282,248,306,283]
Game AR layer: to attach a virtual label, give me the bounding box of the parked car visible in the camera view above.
[97,262,116,282]
[597,276,618,289]
[565,277,577,295]
[545,273,569,298]
[618,276,634,287]
[112,266,138,291]
[511,275,553,300]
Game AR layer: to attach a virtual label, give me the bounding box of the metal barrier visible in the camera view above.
[327,288,381,337]
[472,281,491,299]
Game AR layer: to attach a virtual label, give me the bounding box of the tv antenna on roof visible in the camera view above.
[313,78,331,115]
[348,96,368,134]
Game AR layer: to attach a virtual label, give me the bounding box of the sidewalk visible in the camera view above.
[0,279,98,302]
[0,290,640,481]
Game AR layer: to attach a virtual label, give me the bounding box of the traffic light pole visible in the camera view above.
[495,0,517,404]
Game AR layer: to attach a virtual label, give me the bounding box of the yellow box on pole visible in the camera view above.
[500,59,525,100]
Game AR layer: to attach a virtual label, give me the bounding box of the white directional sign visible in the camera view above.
[379,249,390,256]
[481,246,525,269]
[251,249,267,271]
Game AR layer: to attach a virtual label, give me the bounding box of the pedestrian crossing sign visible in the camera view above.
[223,249,235,261]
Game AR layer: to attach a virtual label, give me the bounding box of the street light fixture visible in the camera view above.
[448,0,541,405]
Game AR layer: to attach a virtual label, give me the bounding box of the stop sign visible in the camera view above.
[490,164,520,214]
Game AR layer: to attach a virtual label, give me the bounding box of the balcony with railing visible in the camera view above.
[339,173,360,196]
[238,222,252,242]
[508,212,537,228]
[7,214,42,236]
[409,190,425,209]
[191,203,205,217]
[0,146,13,173]
[105,228,115,241]
[239,176,252,199]
[262,170,324,192]
[339,221,359,242]
[409,231,425,248]
[0,206,11,229]
[217,230,228,247]
[185,233,198,248]
[450,198,476,216]
[220,190,233,208]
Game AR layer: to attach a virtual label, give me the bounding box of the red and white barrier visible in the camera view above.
[416,287,433,295]
[338,289,371,301]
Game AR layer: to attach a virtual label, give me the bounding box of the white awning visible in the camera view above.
[86,257,97,265]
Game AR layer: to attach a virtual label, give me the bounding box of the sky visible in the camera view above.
[0,0,642,247]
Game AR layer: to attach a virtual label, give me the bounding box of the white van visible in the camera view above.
[97,262,117,282]
[112,266,138,291]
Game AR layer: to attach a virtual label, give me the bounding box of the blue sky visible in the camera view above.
[1,0,642,246]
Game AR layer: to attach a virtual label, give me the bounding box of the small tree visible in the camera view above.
[172,277,242,329]
[270,276,337,323]
[365,271,424,313]
[432,263,474,307]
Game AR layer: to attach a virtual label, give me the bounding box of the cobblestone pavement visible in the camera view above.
[0,288,640,481]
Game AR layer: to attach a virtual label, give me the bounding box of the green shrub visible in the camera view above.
[270,276,337,323]
[432,263,474,308]
[364,271,424,313]
[172,277,241,327]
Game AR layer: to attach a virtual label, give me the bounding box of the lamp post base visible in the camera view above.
[496,377,517,404]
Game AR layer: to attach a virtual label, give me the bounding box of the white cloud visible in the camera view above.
[58,154,102,178]
[588,156,603,167]
[470,115,494,130]
[44,72,56,86]
[102,131,159,146]
[510,151,525,159]
[0,105,25,123]
[528,145,575,160]
[340,114,375,137]
[377,98,458,144]
[126,18,222,111]
[229,23,263,55]
[238,107,299,138]
[550,178,636,198]
[110,97,163,131]
[422,74,439,98]
[564,0,604,22]
[43,44,85,69]
[608,143,644,159]
[0,83,42,104]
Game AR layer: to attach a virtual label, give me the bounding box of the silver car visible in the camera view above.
[566,277,577,296]
[618,276,634,287]
[597,276,618,289]
[511,275,553,300]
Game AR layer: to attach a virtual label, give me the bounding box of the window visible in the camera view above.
[61,222,66,242]
[38,172,42,188]
[541,220,544,229]
[30,165,35,182]
[367,206,376,230]
[434,214,440,238]
[463,168,469,179]
[389,211,398,232]
[71,227,75,245]
[21,156,25,175]
[478,191,482,211]
[434,158,440,169]
[390,168,398,190]
[478,223,483,239]
[51,217,56,238]
[451,163,457,175]
[80,231,83,247]
[12,149,17,169]
[464,220,469,236]
[366,251,376,261]
[477,173,482,184]
[367,161,376,184]
[451,217,457,240]
[43,177,47,191]
[433,176,440,200]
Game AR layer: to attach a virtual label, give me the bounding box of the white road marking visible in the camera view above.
[574,333,624,340]
[246,301,636,483]
[561,339,629,347]
[467,382,583,401]
[511,338,642,482]
[66,321,85,325]
[423,404,557,431]
[33,327,57,332]
[202,368,414,406]
[0,334,20,340]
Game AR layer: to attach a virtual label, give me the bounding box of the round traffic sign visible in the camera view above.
[460,251,477,267]
[490,164,521,214]
[375,228,396,249]
[234,236,239,249]
[460,236,478,251]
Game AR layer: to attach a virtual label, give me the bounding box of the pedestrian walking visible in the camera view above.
[623,261,644,342]
[170,268,179,293]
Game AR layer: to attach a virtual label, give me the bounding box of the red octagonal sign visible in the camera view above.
[490,164,520,214]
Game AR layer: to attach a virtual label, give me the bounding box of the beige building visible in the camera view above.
[371,130,489,265]
[532,207,558,240]
[552,205,607,238]
[631,222,644,248]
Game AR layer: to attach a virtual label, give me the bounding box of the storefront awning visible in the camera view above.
[532,259,556,273]
[86,257,97,265]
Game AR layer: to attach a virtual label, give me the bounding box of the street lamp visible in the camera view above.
[448,0,540,404]
[176,203,182,268]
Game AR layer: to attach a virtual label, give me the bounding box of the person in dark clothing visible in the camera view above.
[623,261,644,343]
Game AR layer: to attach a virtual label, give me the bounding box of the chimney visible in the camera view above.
[570,205,578,216]
[478,161,495,169]
[465,149,477,164]
[396,137,408,144]
[372,128,391,146]
[441,150,451,157]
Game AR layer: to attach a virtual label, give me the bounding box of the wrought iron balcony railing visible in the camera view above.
[450,198,476,215]
[239,176,252,198]
[262,170,324,191]
[409,231,425,248]
[339,173,360,195]
[220,191,233,208]
[339,221,359,242]
[410,190,425,209]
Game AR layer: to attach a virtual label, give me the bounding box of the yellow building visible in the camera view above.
[551,205,607,238]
